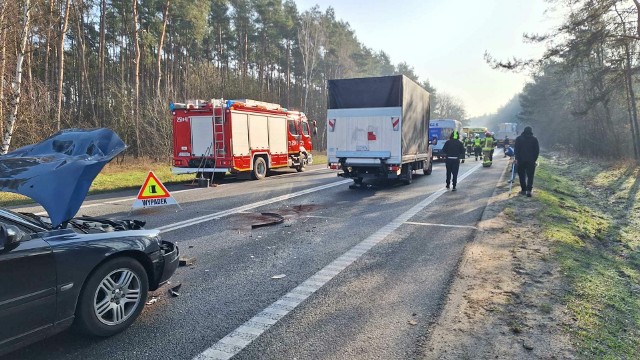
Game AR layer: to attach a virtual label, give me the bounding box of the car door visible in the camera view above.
[0,218,56,348]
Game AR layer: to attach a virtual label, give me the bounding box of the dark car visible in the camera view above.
[0,129,179,356]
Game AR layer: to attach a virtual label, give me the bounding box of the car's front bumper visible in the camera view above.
[152,241,179,289]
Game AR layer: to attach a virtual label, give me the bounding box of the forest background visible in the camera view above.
[0,0,639,160]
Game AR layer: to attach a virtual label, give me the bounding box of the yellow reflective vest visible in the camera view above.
[483,137,494,150]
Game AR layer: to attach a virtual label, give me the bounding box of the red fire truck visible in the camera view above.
[170,99,316,180]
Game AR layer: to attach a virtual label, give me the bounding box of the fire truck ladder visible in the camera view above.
[212,98,226,179]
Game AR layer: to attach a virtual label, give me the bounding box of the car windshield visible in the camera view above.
[0,208,50,229]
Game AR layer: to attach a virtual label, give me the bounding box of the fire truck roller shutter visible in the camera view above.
[268,116,287,154]
[231,112,249,156]
[190,116,214,156]
[248,114,269,150]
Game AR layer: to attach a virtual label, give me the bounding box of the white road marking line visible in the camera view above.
[157,180,352,233]
[193,163,482,360]
[404,221,478,230]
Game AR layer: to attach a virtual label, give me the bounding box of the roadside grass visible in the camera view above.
[535,156,640,358]
[0,159,192,207]
[312,152,327,166]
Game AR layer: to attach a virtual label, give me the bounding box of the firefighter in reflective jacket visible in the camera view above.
[463,136,473,157]
[482,132,495,167]
[473,135,482,161]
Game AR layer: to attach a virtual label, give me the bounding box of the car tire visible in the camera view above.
[75,257,149,337]
[251,157,268,180]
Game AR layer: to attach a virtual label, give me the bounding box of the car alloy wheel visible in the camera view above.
[75,257,149,337]
[93,268,142,326]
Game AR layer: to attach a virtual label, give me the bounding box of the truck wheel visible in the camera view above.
[251,157,268,180]
[74,257,149,337]
[354,177,363,185]
[213,172,225,181]
[424,160,432,175]
[296,154,307,172]
[402,164,413,185]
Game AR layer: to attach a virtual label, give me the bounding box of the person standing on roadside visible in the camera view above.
[442,130,466,191]
[514,126,540,197]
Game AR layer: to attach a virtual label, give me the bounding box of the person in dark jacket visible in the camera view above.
[514,126,540,197]
[442,130,466,191]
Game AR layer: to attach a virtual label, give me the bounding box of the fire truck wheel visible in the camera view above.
[213,172,225,181]
[296,154,307,172]
[252,157,268,180]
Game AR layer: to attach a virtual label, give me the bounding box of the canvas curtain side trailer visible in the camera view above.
[326,75,432,186]
[171,99,315,180]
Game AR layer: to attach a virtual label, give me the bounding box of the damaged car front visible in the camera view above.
[0,129,179,356]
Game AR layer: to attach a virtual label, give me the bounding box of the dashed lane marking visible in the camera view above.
[193,163,483,360]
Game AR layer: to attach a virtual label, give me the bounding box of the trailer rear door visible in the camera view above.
[327,107,402,165]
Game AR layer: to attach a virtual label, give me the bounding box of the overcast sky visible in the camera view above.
[293,0,563,117]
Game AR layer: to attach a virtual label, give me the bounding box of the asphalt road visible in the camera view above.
[5,154,509,360]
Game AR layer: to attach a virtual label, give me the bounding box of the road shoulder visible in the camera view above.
[422,160,576,359]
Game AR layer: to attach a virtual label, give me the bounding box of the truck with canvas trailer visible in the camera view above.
[326,75,433,187]
[170,99,316,180]
[429,119,463,160]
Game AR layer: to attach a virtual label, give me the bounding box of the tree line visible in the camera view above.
[488,0,640,160]
[0,0,467,158]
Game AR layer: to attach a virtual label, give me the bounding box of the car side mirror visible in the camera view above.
[0,225,23,251]
[431,138,437,145]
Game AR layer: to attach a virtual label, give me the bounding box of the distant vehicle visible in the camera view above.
[429,119,463,160]
[466,127,489,140]
[170,99,317,180]
[0,129,179,356]
[495,123,519,148]
[327,75,433,187]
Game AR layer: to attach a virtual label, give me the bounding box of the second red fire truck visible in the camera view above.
[170,99,316,180]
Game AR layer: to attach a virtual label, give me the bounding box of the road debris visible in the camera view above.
[408,320,418,326]
[146,297,159,305]
[271,274,286,279]
[168,284,182,297]
[251,212,285,229]
[179,256,196,267]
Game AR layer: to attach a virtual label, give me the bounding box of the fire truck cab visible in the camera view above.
[171,99,316,180]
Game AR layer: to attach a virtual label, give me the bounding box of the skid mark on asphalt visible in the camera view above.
[193,163,483,360]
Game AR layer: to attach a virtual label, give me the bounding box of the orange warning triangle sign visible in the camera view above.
[137,171,171,199]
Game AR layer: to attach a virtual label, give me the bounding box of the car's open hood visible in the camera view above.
[0,128,126,228]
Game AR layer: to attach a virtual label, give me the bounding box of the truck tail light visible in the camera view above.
[388,165,400,172]
[329,164,341,170]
